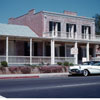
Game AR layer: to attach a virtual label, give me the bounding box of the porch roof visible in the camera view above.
[0,23,38,38]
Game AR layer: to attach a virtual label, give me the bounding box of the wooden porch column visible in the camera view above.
[86,27,89,39]
[74,42,78,64]
[6,37,8,63]
[71,25,74,38]
[51,39,55,64]
[86,42,89,61]
[30,38,32,65]
[55,23,58,37]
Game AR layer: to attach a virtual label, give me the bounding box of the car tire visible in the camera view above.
[83,70,89,76]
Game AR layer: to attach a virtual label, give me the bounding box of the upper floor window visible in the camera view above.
[49,21,61,32]
[66,23,76,33]
[82,25,91,34]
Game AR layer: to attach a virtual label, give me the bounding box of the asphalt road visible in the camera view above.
[0,75,100,98]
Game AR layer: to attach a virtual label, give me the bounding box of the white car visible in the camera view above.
[69,61,100,76]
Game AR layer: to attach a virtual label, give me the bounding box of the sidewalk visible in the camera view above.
[0,73,69,79]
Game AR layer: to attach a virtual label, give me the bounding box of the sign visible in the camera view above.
[82,57,87,62]
[71,47,78,55]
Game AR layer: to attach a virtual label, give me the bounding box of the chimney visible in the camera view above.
[9,18,15,20]
[8,18,15,24]
[28,9,35,15]
[64,10,77,16]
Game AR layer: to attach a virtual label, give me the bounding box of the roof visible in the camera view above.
[42,11,95,21]
[0,23,38,38]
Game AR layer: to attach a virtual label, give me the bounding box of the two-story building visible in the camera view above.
[0,9,100,65]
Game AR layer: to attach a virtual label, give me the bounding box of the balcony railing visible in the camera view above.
[0,56,75,65]
[55,57,75,64]
[43,31,100,41]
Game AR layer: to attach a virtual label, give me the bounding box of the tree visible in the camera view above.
[94,14,100,35]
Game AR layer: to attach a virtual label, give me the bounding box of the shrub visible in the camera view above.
[57,62,62,65]
[21,67,31,74]
[0,67,6,73]
[39,66,63,73]
[1,61,8,67]
[8,67,19,73]
[69,63,74,66]
[63,61,69,66]
[31,65,40,68]
[41,62,44,65]
[47,63,50,65]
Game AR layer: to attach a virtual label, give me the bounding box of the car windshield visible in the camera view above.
[82,61,100,65]
[93,62,100,66]
[82,62,89,65]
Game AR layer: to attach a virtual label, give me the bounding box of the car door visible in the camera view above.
[92,63,100,74]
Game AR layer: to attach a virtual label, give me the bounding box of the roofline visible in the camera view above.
[42,11,95,21]
[1,35,100,44]
[9,9,95,21]
[12,11,43,20]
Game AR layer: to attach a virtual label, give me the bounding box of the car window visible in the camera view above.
[83,62,89,65]
[94,63,100,66]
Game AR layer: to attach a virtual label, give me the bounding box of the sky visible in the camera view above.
[0,0,100,23]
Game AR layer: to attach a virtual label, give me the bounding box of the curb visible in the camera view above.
[0,76,40,79]
[0,73,69,79]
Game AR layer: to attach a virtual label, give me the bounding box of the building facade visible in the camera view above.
[0,9,100,65]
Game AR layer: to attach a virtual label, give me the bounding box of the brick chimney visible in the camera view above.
[8,18,15,24]
[28,9,35,15]
[64,10,77,16]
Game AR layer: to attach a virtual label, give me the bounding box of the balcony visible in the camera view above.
[43,31,100,41]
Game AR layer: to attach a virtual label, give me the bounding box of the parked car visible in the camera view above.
[69,61,100,76]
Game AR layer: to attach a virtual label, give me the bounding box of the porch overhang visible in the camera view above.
[0,23,38,38]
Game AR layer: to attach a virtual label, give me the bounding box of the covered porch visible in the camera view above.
[0,36,75,65]
[0,36,98,65]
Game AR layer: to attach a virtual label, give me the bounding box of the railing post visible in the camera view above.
[30,38,32,65]
[6,37,8,63]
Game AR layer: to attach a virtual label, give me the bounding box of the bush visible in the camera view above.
[39,66,63,73]
[8,67,19,73]
[21,67,31,74]
[57,62,62,65]
[63,61,69,66]
[31,65,40,68]
[1,61,8,67]
[41,62,44,65]
[69,63,74,66]
[0,67,6,73]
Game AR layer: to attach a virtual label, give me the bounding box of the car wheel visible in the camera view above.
[83,70,89,76]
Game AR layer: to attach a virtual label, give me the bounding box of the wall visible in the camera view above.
[43,13,95,37]
[8,11,44,37]
[15,41,25,56]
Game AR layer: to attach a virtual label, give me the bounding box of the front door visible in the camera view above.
[78,47,82,64]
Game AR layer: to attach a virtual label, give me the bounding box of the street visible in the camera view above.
[0,75,100,98]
